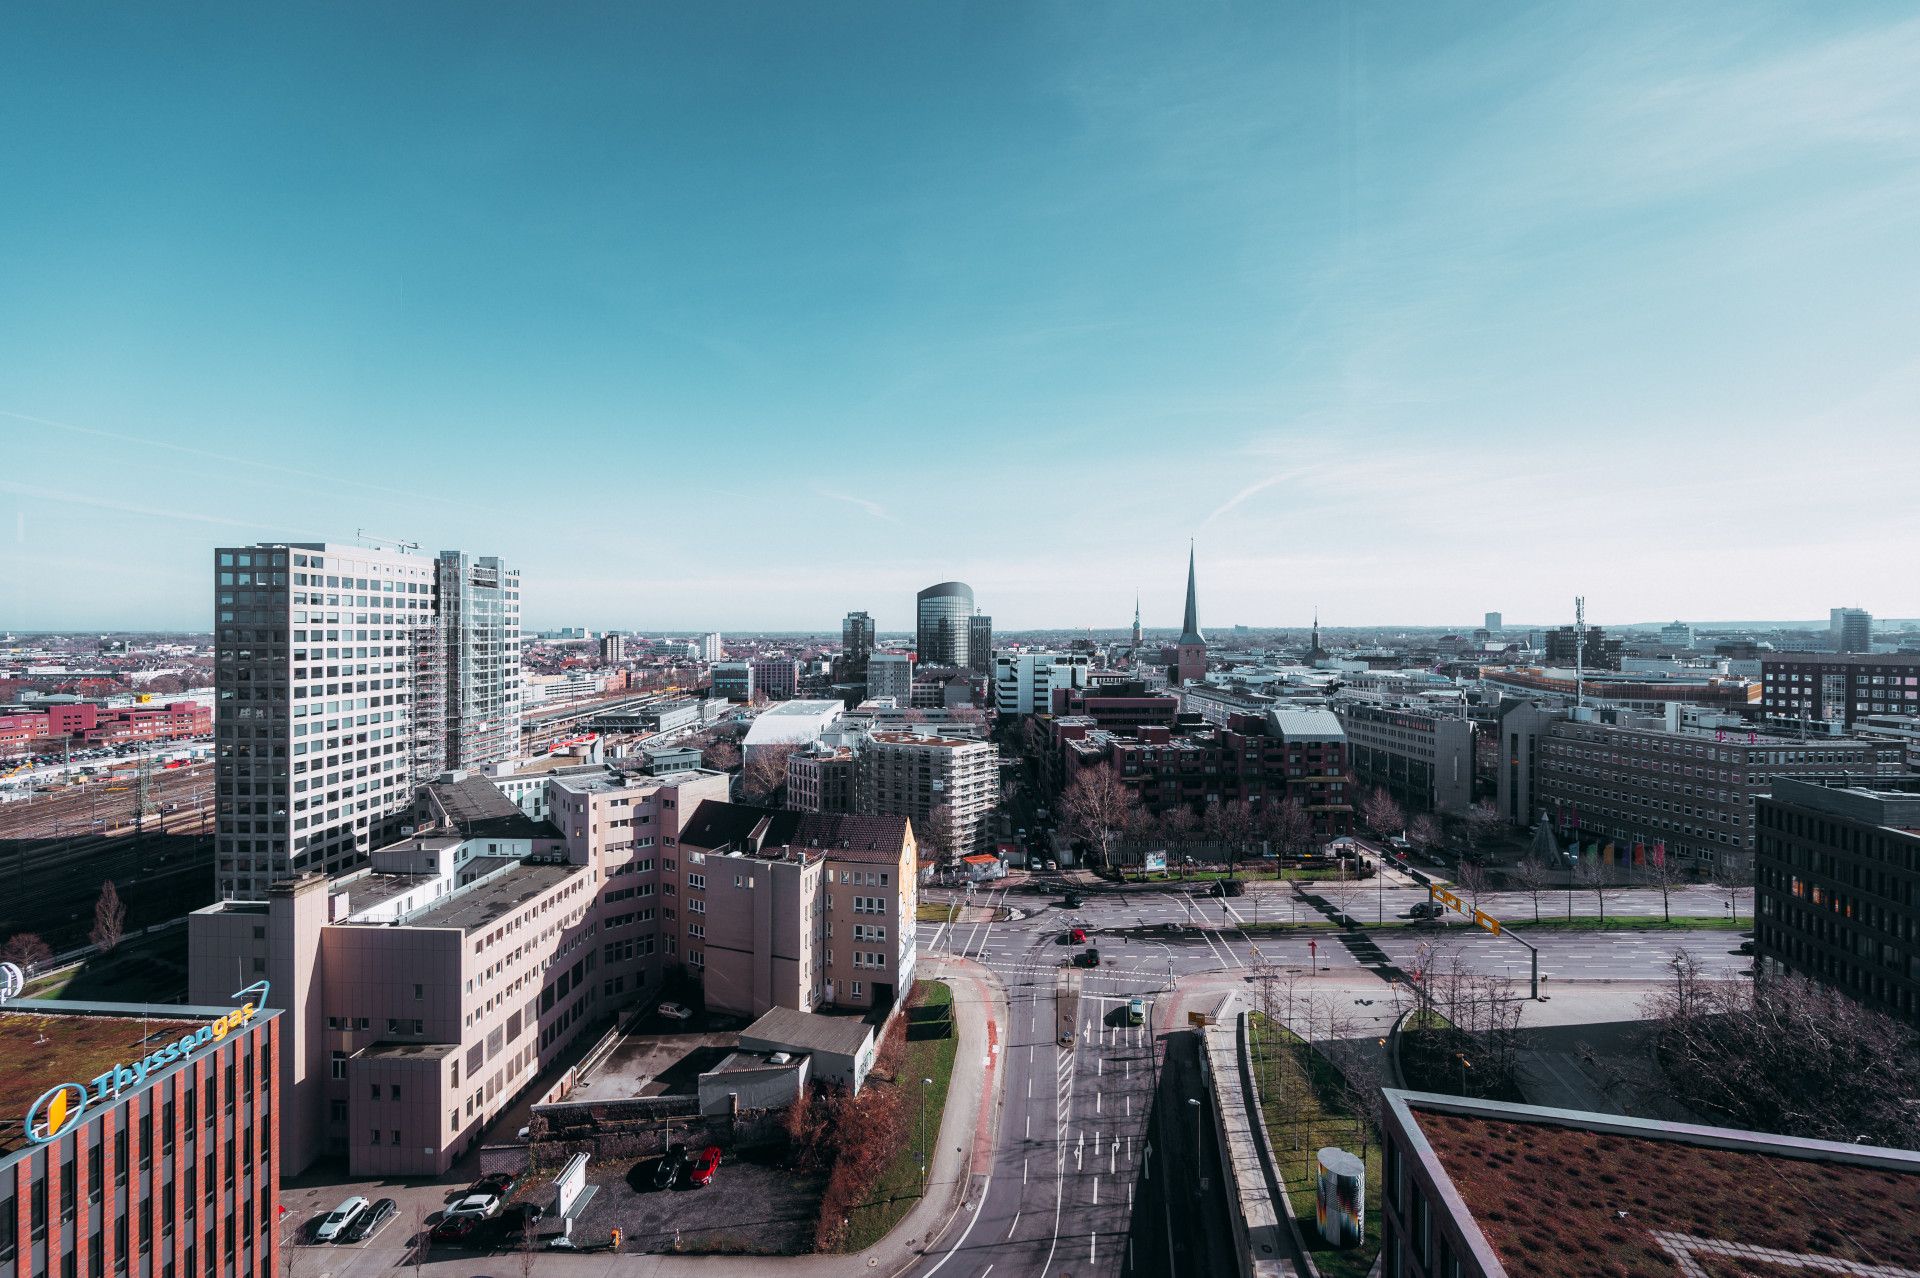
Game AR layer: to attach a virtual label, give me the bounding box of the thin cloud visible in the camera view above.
[0,409,461,507]
[813,489,894,521]
[0,479,313,536]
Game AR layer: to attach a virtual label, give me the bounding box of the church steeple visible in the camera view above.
[1178,541,1204,645]
[1131,593,1143,646]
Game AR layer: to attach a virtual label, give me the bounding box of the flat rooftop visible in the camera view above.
[399,862,583,933]
[1407,1099,1920,1277]
[0,1003,244,1157]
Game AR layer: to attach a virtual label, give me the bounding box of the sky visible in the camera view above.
[2,2,1917,635]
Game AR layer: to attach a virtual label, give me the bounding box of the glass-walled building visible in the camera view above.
[915,581,974,668]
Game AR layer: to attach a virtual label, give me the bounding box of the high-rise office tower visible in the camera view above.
[916,581,974,668]
[1832,607,1872,654]
[701,632,724,662]
[211,542,521,900]
[842,610,875,675]
[437,551,522,770]
[968,613,993,674]
[1484,611,1503,634]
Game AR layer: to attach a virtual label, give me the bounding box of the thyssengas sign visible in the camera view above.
[24,981,270,1145]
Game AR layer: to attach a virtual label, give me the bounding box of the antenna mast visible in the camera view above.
[1574,596,1586,711]
[356,528,421,553]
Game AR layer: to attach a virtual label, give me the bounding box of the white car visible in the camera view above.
[444,1191,500,1220]
[656,1001,693,1022]
[313,1196,370,1243]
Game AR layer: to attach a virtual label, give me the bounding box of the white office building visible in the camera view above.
[993,650,1092,716]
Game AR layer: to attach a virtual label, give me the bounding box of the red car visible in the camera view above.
[1069,927,1087,943]
[689,1146,722,1187]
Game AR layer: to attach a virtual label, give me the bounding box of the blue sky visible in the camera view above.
[2,2,1916,634]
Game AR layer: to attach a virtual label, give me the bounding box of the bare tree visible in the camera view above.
[0,931,53,972]
[1509,856,1551,923]
[90,880,125,953]
[1407,813,1443,857]
[1205,800,1255,878]
[1573,853,1620,922]
[1639,843,1685,923]
[1644,950,1920,1147]
[1061,765,1139,871]
[1455,862,1490,914]
[1359,786,1405,844]
[1155,807,1200,874]
[741,742,800,804]
[913,804,957,872]
[1265,797,1315,877]
[1460,800,1505,862]
[700,735,740,772]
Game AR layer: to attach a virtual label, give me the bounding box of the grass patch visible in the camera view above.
[916,901,959,923]
[25,928,189,1002]
[1247,1013,1381,1278]
[837,981,959,1252]
[1398,1010,1525,1103]
[1500,914,1745,932]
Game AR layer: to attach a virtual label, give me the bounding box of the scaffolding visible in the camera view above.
[410,617,447,790]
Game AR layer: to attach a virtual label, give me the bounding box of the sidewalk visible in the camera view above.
[393,954,1006,1275]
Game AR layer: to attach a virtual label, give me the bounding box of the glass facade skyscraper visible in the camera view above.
[916,581,974,668]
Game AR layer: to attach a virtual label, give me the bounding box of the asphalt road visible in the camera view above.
[907,887,1192,1278]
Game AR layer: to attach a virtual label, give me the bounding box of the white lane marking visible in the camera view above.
[1007,1212,1020,1240]
[1092,1175,1099,1205]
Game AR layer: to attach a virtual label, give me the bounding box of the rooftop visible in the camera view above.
[741,1006,874,1058]
[397,862,584,933]
[1400,1092,1920,1278]
[0,1001,259,1158]
[679,800,909,861]
[426,773,555,839]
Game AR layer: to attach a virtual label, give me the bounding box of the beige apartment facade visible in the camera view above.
[190,766,729,1176]
[857,730,996,857]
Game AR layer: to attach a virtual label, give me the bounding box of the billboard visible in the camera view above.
[1144,850,1167,873]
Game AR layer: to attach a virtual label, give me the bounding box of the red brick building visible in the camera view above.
[0,701,210,757]
[0,993,281,1278]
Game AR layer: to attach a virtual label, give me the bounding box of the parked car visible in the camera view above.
[1127,997,1145,1026]
[656,1001,693,1022]
[473,1170,522,1199]
[492,1203,545,1243]
[430,1215,484,1247]
[652,1145,690,1190]
[1405,901,1445,919]
[1073,947,1100,968]
[1068,927,1087,943]
[444,1191,501,1220]
[340,1198,397,1243]
[313,1197,370,1244]
[1062,894,1085,909]
[689,1145,723,1186]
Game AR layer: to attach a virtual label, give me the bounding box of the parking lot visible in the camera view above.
[566,1145,824,1255]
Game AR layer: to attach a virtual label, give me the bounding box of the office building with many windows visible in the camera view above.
[0,993,281,1278]
[213,542,521,899]
[1760,652,1920,729]
[1756,776,1920,1024]
[914,582,974,669]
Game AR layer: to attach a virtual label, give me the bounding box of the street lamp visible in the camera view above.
[919,1076,934,1186]
[1152,941,1175,992]
[1187,1097,1202,1174]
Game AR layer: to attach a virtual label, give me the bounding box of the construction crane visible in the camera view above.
[356,528,421,553]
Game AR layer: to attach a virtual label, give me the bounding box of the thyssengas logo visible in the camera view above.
[25,1082,91,1142]
[23,981,269,1146]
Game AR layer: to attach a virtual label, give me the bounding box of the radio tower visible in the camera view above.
[1574,597,1586,711]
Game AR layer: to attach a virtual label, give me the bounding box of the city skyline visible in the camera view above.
[4,3,1918,630]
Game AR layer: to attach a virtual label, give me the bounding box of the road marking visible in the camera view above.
[1007,1212,1020,1240]
[1092,1175,1099,1205]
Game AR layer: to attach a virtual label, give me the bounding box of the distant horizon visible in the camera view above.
[5,5,1919,630]
[7,617,1918,642]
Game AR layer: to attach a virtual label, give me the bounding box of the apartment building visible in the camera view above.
[1532,714,1904,875]
[671,803,918,1018]
[1058,707,1354,837]
[993,650,1090,716]
[1756,777,1920,1024]
[750,655,798,702]
[788,744,858,813]
[865,652,913,703]
[1337,702,1477,814]
[856,731,996,858]
[211,542,520,899]
[1760,652,1920,728]
[188,766,728,1176]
